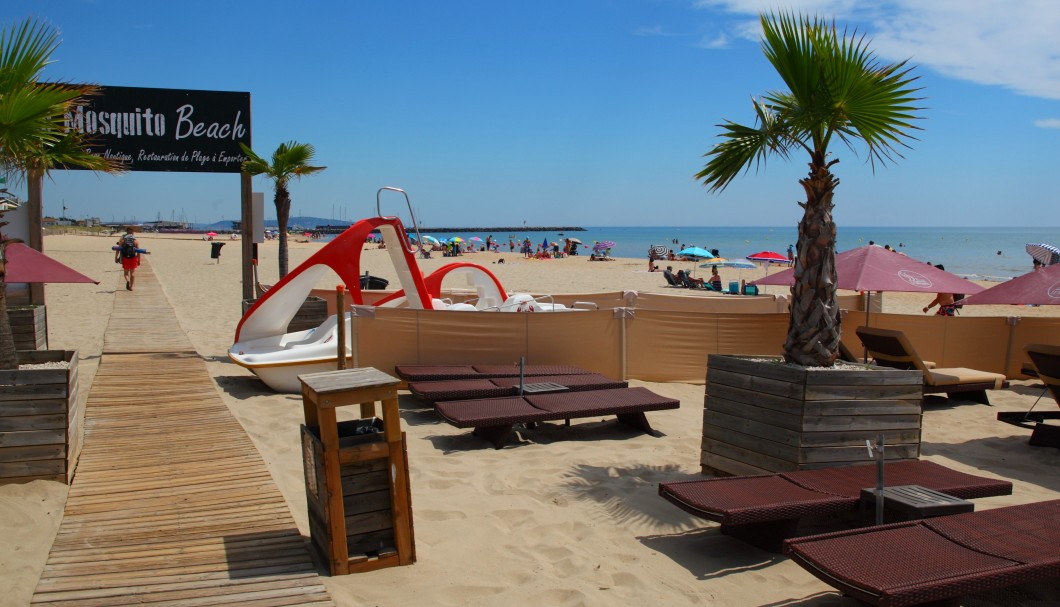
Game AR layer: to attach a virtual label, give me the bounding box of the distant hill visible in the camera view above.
[196,216,352,231]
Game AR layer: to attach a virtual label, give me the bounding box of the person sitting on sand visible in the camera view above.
[710,266,722,291]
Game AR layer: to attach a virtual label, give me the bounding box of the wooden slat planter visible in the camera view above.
[702,354,923,476]
[7,304,47,350]
[0,350,80,484]
[242,295,328,333]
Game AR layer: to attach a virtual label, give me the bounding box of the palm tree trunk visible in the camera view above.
[275,186,291,279]
[784,153,840,366]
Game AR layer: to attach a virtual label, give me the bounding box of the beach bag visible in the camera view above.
[120,238,137,259]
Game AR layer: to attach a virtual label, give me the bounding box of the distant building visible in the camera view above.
[144,220,189,231]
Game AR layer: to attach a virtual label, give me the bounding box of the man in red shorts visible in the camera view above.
[115,226,140,291]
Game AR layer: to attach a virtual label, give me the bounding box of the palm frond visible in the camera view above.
[695,98,796,192]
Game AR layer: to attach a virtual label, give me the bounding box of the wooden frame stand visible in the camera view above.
[299,367,415,575]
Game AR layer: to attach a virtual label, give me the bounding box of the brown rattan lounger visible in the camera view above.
[659,460,1012,551]
[855,327,1009,404]
[434,387,679,448]
[409,373,628,402]
[785,499,1060,607]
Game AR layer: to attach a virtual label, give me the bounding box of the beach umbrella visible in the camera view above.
[746,251,788,263]
[568,237,582,244]
[594,240,616,250]
[1026,243,1060,267]
[206,231,218,237]
[469,236,483,242]
[3,243,98,284]
[754,245,984,330]
[958,264,1060,306]
[677,246,714,259]
[702,259,756,269]
[421,235,440,246]
[450,236,464,243]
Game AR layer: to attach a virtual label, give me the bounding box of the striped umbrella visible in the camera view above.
[1026,243,1060,266]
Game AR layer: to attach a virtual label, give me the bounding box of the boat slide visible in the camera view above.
[229,187,575,392]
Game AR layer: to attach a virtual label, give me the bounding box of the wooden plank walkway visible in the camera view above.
[32,260,334,606]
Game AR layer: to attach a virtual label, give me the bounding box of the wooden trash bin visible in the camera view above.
[299,367,415,575]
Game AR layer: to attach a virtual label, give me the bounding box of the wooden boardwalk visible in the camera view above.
[32,261,334,606]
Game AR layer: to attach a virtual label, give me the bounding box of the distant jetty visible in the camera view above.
[313,225,586,235]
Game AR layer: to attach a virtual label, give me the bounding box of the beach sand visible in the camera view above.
[3,233,1059,606]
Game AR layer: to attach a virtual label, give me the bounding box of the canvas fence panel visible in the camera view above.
[625,309,713,383]
[547,291,630,310]
[714,313,788,356]
[350,307,422,373]
[1008,317,1060,376]
[634,292,787,313]
[525,310,621,377]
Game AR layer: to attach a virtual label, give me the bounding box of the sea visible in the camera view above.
[327,226,1059,282]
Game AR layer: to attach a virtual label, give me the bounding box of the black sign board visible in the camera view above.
[62,85,251,173]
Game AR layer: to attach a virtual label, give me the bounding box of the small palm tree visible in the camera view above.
[0,17,124,370]
[695,12,922,367]
[239,141,325,279]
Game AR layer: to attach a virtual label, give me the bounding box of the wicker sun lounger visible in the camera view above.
[856,327,1009,404]
[434,387,680,448]
[785,499,1060,607]
[409,373,628,402]
[659,460,1012,551]
[394,364,592,382]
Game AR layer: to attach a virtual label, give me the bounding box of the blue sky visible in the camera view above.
[7,0,1059,227]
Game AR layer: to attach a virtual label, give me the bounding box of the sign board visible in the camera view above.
[62,85,251,173]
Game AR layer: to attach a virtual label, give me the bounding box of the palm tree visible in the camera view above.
[0,17,125,370]
[695,12,922,367]
[239,141,325,279]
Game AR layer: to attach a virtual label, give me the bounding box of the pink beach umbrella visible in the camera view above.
[3,243,98,284]
[958,263,1060,306]
[754,245,983,294]
[753,245,984,327]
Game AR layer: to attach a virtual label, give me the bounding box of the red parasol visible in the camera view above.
[2,243,99,284]
[746,251,788,263]
[958,264,1060,306]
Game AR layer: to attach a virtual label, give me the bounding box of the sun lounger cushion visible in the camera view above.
[394,365,480,381]
[524,387,678,418]
[926,367,1006,389]
[409,374,627,402]
[785,499,1060,607]
[395,364,593,382]
[660,460,1012,527]
[435,387,679,447]
[471,364,591,377]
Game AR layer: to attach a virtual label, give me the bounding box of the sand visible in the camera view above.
[2,232,1059,606]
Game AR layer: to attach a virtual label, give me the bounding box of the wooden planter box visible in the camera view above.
[242,296,328,333]
[0,350,80,484]
[7,305,48,351]
[702,354,923,476]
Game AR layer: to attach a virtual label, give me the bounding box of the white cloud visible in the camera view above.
[695,33,731,49]
[635,25,679,37]
[1034,118,1060,129]
[694,0,1060,101]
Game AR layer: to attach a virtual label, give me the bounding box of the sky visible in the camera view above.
[5,0,1059,228]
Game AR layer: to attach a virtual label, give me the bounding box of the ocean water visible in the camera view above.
[326,226,1059,282]
[408,227,1059,282]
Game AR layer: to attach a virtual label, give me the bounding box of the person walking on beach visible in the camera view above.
[115,226,140,291]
